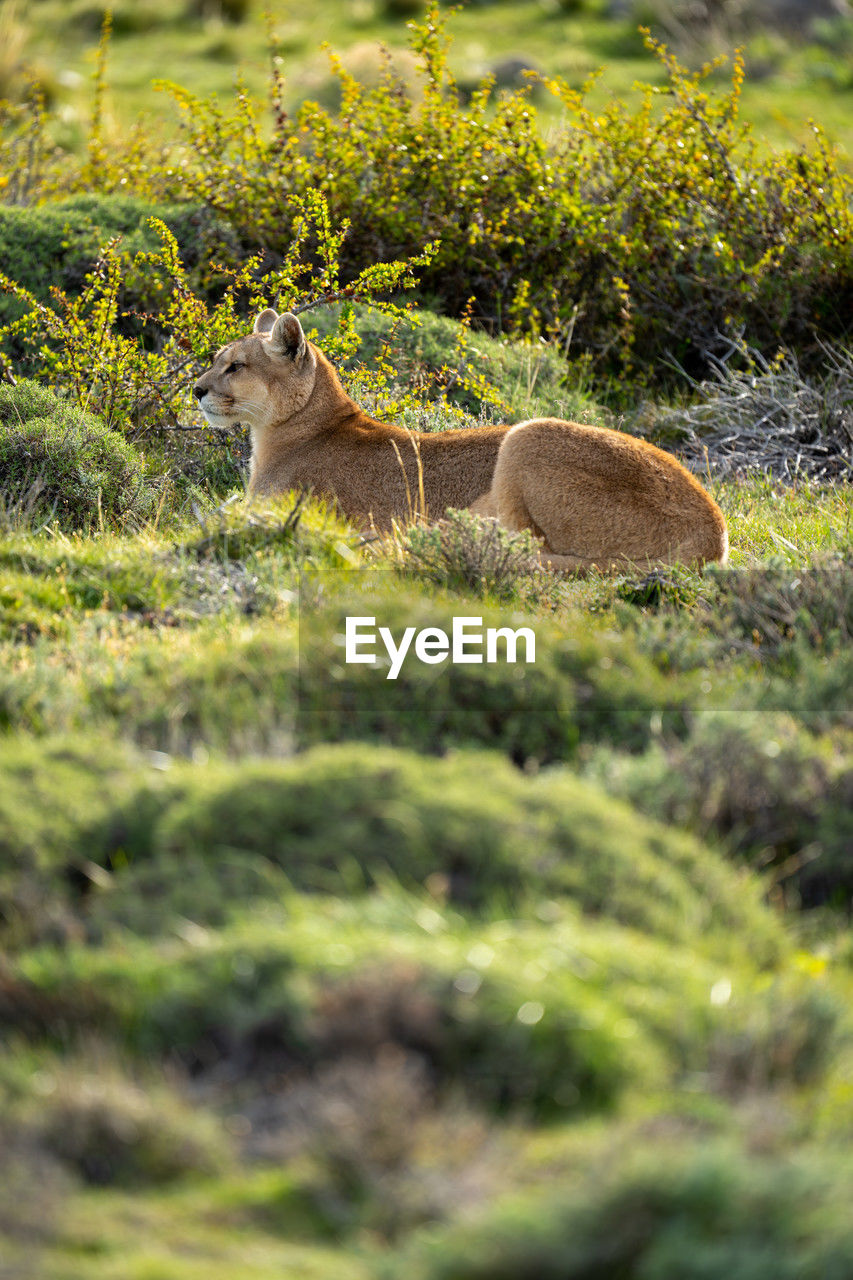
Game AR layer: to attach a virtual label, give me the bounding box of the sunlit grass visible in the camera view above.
[50,1173,374,1280]
[718,477,852,567]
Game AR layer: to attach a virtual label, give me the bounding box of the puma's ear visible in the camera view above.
[254,308,279,334]
[269,312,307,361]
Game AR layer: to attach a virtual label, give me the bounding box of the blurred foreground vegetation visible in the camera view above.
[0,3,852,1277]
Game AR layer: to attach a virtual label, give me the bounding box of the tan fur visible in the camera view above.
[193,310,728,571]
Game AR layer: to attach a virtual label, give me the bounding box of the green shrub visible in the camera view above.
[85,847,295,939]
[0,194,240,389]
[146,747,777,950]
[712,557,853,656]
[7,924,656,1117]
[760,645,853,734]
[0,379,156,531]
[0,734,161,946]
[307,303,594,423]
[0,623,301,752]
[589,711,853,909]
[158,8,853,378]
[395,1141,853,1280]
[0,188,441,436]
[0,379,56,423]
[8,882,769,1117]
[7,896,838,1120]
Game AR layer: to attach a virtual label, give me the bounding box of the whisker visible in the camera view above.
[231,399,268,423]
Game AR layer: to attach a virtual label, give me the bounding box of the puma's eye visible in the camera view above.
[225,361,243,375]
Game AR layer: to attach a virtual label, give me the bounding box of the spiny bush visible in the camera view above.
[149,7,852,379]
[401,509,542,598]
[0,195,235,346]
[0,188,438,434]
[0,379,156,532]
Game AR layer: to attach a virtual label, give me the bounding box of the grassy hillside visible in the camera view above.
[1,2,852,1276]
[8,0,853,156]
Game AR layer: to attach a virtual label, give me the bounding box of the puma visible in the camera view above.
[193,310,728,571]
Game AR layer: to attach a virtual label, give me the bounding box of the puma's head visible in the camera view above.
[193,310,317,430]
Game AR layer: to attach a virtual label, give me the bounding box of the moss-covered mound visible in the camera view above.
[0,379,155,531]
[0,736,781,963]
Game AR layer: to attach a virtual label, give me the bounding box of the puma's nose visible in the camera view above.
[193,385,206,402]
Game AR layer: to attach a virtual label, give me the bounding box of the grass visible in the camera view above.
[717,477,852,566]
[43,1171,375,1280]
